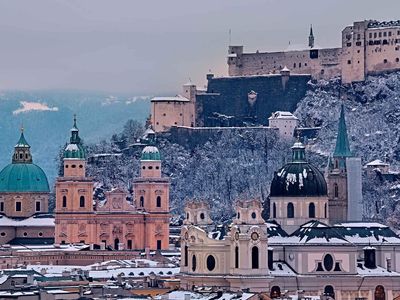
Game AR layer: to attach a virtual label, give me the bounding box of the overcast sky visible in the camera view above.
[0,0,399,94]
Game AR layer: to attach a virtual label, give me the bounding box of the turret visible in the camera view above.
[140,146,162,178]
[308,24,315,48]
[63,115,86,177]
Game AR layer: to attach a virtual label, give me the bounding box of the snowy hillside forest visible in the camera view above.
[84,72,400,226]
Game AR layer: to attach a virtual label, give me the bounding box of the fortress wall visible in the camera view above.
[196,74,311,127]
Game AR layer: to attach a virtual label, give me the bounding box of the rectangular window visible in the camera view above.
[389,31,392,37]
[369,32,372,39]
[384,32,387,37]
[379,32,382,38]
[157,240,162,250]
[15,202,21,212]
[127,240,132,250]
[35,201,41,212]
[347,60,351,65]
[0,202,4,212]
[346,42,352,47]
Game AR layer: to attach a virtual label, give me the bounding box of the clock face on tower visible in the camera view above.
[251,232,259,241]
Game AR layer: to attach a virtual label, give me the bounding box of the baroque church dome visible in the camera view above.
[0,131,49,193]
[270,141,327,197]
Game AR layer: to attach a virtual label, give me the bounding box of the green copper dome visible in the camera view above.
[64,115,86,159]
[0,164,50,192]
[141,146,161,161]
[0,130,49,193]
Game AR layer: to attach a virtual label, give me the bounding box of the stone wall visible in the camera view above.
[196,74,311,127]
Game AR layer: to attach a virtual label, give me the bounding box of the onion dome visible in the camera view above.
[0,129,49,192]
[270,141,327,197]
[141,146,161,161]
[64,115,86,159]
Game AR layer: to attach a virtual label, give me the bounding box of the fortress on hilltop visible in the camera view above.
[228,20,400,83]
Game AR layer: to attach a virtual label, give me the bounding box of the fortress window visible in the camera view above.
[79,196,85,208]
[251,246,259,269]
[308,203,316,218]
[0,202,4,212]
[62,196,67,208]
[384,59,388,63]
[156,196,161,207]
[15,202,21,212]
[35,201,41,212]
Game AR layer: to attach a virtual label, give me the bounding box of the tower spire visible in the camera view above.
[333,104,352,158]
[308,24,315,48]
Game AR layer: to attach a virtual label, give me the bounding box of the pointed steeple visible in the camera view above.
[333,104,352,158]
[308,24,315,48]
[12,127,32,163]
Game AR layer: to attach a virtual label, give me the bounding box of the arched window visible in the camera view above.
[79,196,85,208]
[272,203,276,218]
[192,255,197,272]
[287,203,294,218]
[270,286,281,299]
[251,246,259,269]
[324,285,335,299]
[62,196,67,208]
[156,196,161,207]
[375,285,385,300]
[184,246,188,266]
[235,246,239,268]
[334,183,339,198]
[140,196,144,207]
[309,203,316,218]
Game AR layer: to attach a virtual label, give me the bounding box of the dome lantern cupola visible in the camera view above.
[64,115,86,160]
[291,141,306,162]
[12,127,32,164]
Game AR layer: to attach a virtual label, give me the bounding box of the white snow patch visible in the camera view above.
[13,101,58,115]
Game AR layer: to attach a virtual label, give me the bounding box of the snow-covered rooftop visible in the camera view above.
[269,111,298,120]
[0,215,54,227]
[365,159,389,167]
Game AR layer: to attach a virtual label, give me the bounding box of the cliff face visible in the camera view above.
[86,71,400,226]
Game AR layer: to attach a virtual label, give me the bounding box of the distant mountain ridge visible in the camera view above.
[0,90,150,185]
